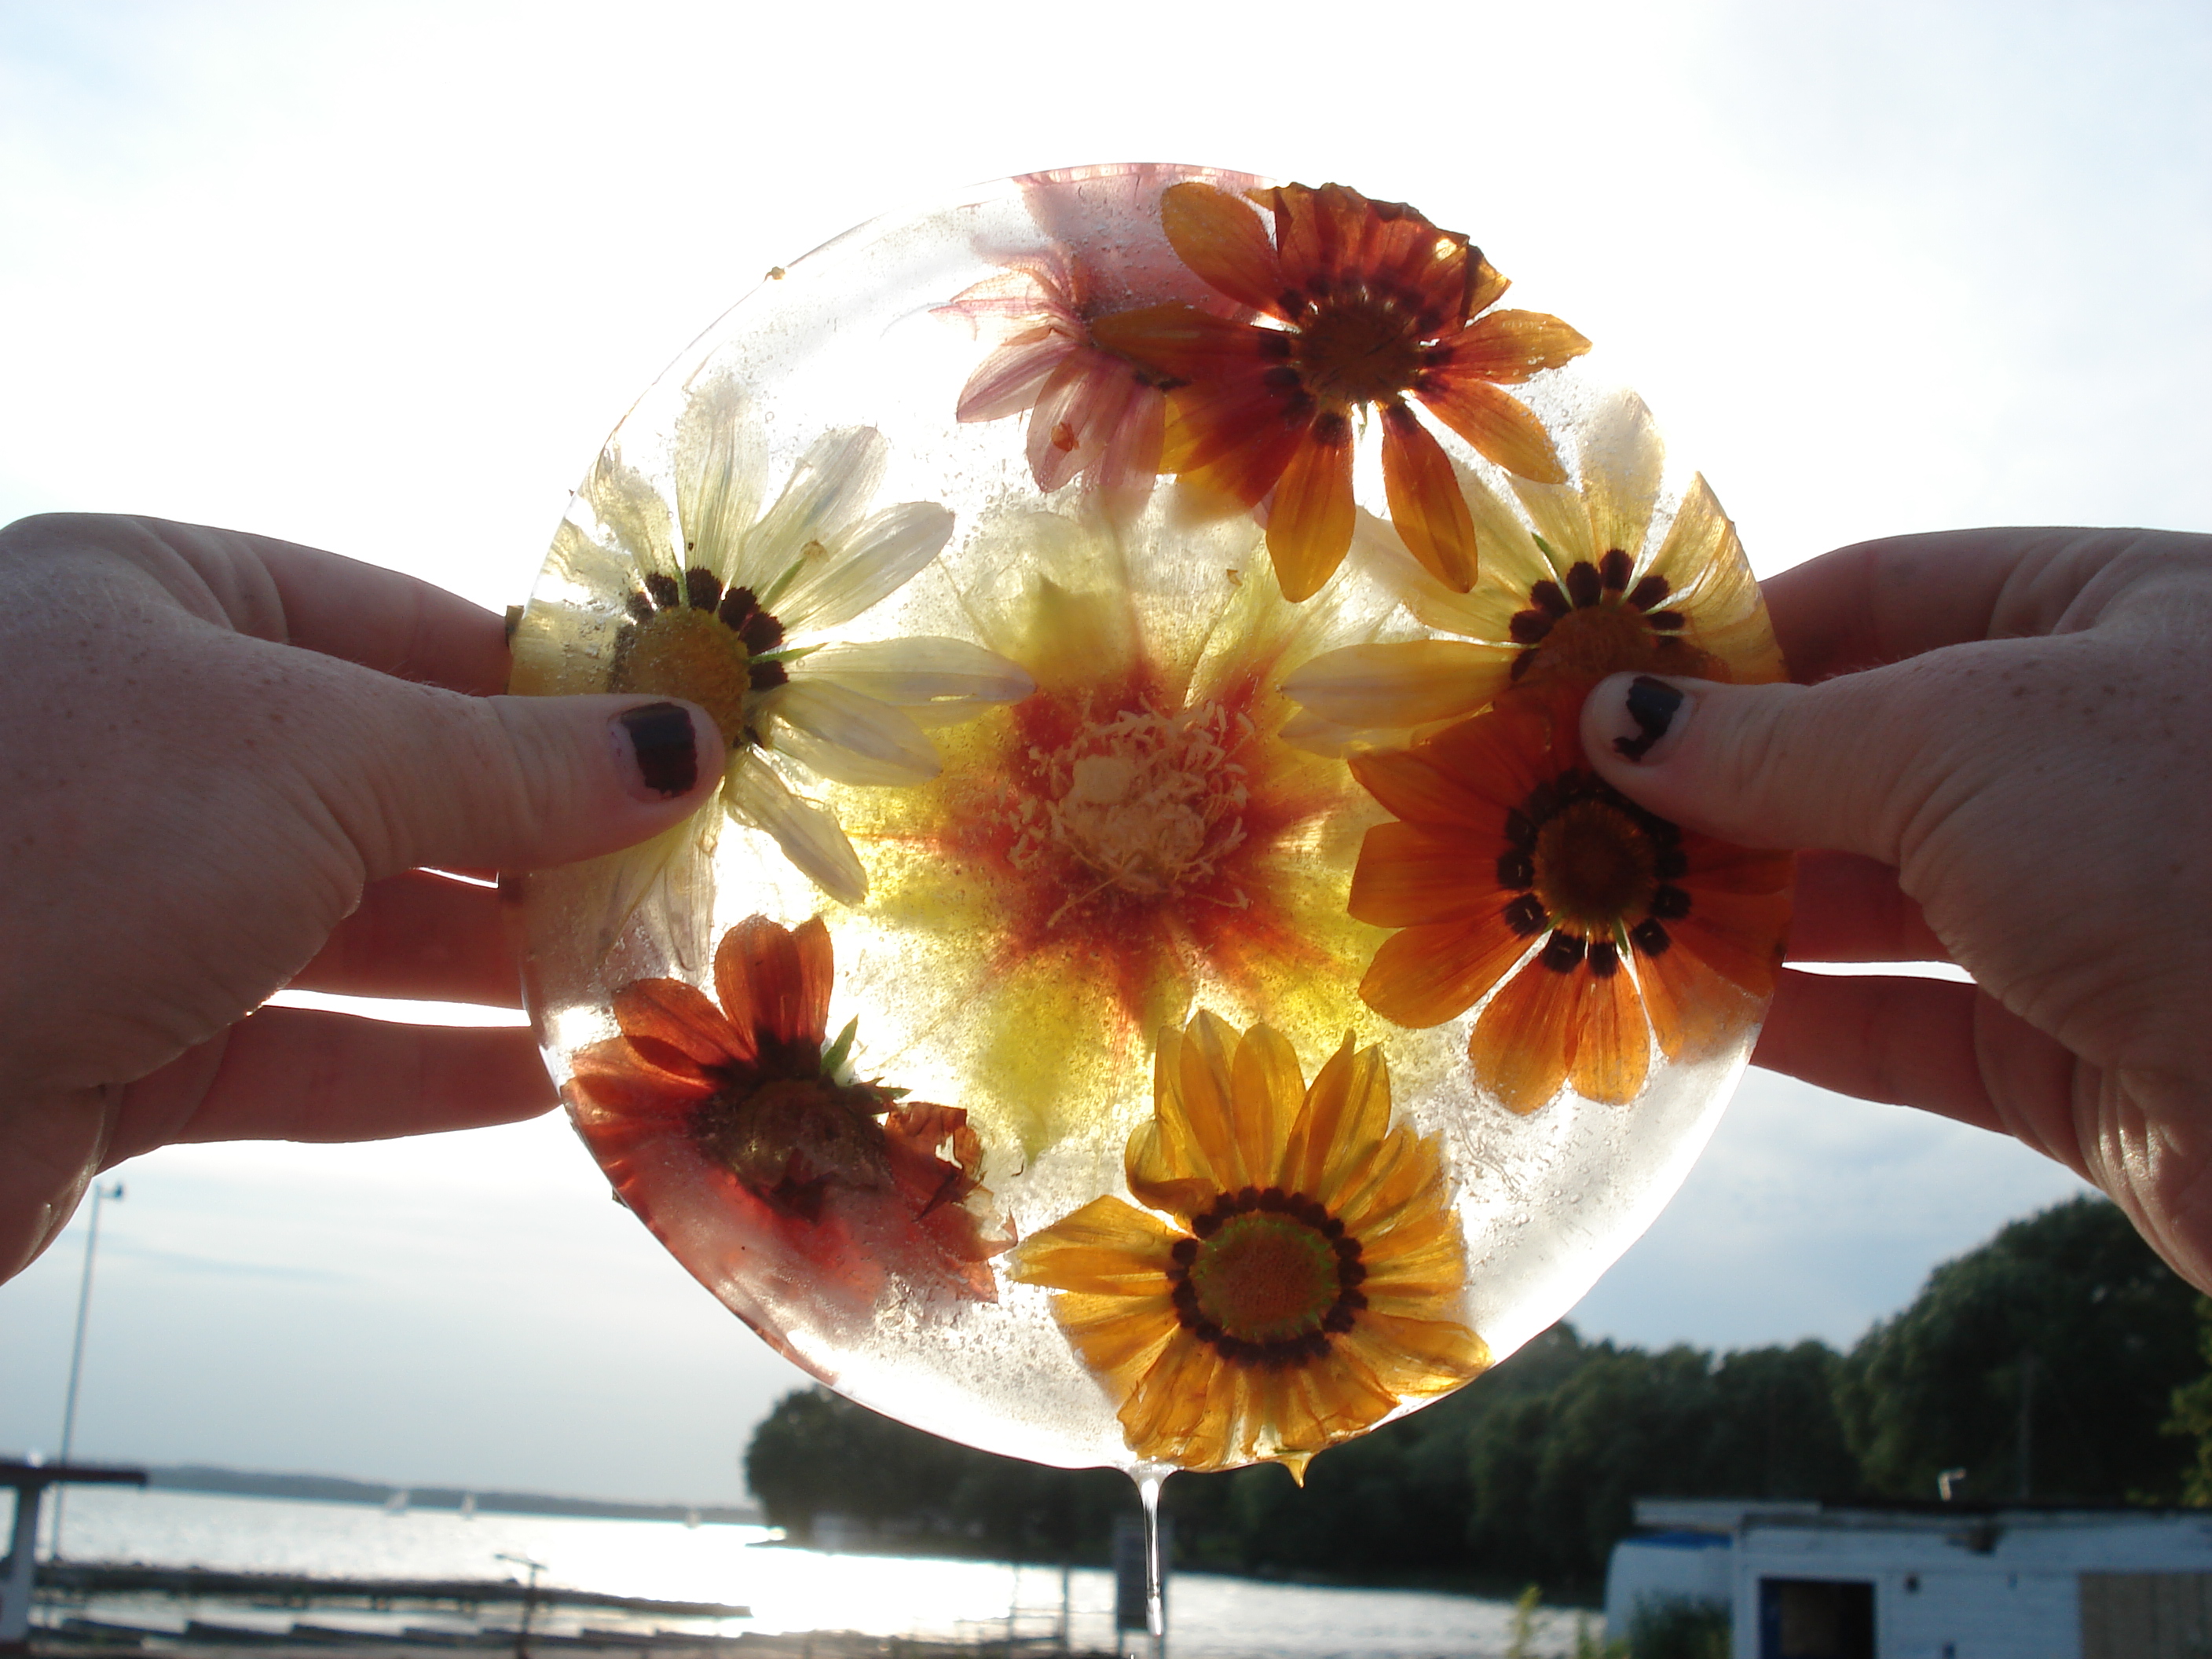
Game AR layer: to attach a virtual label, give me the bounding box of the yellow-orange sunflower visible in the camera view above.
[1009,1012,1488,1478]
[1282,390,1785,752]
[568,915,1006,1320]
[1093,181,1589,602]
[1350,684,1792,1114]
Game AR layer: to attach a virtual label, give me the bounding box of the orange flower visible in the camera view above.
[1093,182,1590,602]
[1009,1012,1488,1479]
[1349,686,1791,1114]
[568,916,1006,1320]
[942,166,1262,518]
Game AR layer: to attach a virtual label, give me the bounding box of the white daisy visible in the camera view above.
[515,377,1033,906]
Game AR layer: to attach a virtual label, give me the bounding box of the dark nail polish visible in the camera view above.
[618,701,698,797]
[1613,676,1684,762]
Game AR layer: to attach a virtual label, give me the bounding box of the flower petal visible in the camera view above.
[1267,415,1357,602]
[1568,959,1652,1107]
[578,442,681,583]
[802,636,1035,709]
[1379,404,1478,591]
[760,679,941,788]
[745,427,890,582]
[1009,1195,1182,1295]
[1467,960,1578,1114]
[712,914,833,1053]
[1573,389,1666,575]
[1159,181,1284,317]
[1284,639,1512,733]
[1283,1037,1391,1206]
[1416,378,1568,484]
[613,976,747,1068]
[957,326,1075,423]
[775,500,955,632]
[1347,821,1506,928]
[722,754,867,905]
[1434,308,1591,387]
[1358,911,1533,1029]
[1228,1023,1304,1196]
[673,375,767,578]
[1652,474,1788,685]
[1090,303,1272,382]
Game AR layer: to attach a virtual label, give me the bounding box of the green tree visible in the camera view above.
[2160,1297,2212,1503]
[1466,1339,1856,1596]
[1837,1194,2199,1503]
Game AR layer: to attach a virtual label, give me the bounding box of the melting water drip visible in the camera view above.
[1135,1465,1170,1649]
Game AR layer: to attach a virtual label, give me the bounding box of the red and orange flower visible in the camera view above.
[1093,182,1590,602]
[568,916,1007,1321]
[1348,686,1792,1114]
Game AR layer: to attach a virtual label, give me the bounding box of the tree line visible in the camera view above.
[743,1196,2209,1600]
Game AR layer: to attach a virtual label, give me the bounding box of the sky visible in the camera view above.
[1,0,2205,1506]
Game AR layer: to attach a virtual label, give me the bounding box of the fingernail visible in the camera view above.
[613,701,699,800]
[1609,676,1688,764]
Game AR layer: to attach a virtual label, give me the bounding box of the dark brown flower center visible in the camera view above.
[1495,770,1692,975]
[611,566,788,748]
[1166,1186,1368,1369]
[1507,551,1692,684]
[1291,298,1426,408]
[692,1075,894,1223]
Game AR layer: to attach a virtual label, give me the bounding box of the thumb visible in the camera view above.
[320,683,727,877]
[1578,668,1952,862]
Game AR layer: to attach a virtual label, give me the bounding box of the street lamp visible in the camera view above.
[46,1181,124,1562]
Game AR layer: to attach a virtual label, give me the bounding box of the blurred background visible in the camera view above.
[2,0,2205,1510]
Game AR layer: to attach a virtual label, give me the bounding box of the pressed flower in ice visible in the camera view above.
[1282,391,1785,749]
[569,915,1005,1311]
[1350,685,1791,1114]
[1009,1011,1488,1478]
[942,165,1262,517]
[511,379,1032,907]
[1093,182,1590,602]
[831,502,1391,1154]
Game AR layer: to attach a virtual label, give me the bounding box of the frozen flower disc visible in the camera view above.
[510,165,1792,1478]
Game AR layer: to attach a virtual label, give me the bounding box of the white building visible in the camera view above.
[1605,1497,2212,1659]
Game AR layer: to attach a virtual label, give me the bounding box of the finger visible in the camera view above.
[1578,664,1981,863]
[1764,527,2187,683]
[16,515,514,694]
[1786,851,1950,963]
[1753,969,2086,1179]
[112,1009,556,1159]
[291,870,521,1005]
[302,672,729,877]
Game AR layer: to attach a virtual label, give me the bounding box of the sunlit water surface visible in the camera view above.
[25,1489,1596,1657]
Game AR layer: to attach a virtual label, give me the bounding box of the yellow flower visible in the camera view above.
[825,499,1393,1156]
[1009,1012,1489,1480]
[1280,389,1784,752]
[511,375,1032,913]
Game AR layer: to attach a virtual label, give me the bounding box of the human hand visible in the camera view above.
[0,514,726,1282]
[1580,528,2212,1291]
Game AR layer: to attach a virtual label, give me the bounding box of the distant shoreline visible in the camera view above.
[130,1464,764,1526]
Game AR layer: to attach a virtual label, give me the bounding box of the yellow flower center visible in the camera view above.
[1533,800,1659,933]
[609,569,789,749]
[613,609,754,742]
[1013,701,1250,922]
[1291,299,1425,408]
[1189,1212,1339,1344]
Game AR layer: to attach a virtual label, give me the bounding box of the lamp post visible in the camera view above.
[46,1181,124,1562]
[495,1552,547,1659]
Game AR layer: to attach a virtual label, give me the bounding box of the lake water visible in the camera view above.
[23,1488,1599,1657]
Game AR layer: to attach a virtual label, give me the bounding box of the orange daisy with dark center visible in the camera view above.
[1091,181,1590,602]
[612,568,792,747]
[1349,685,1791,1113]
[566,915,1004,1305]
[1504,547,1715,689]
